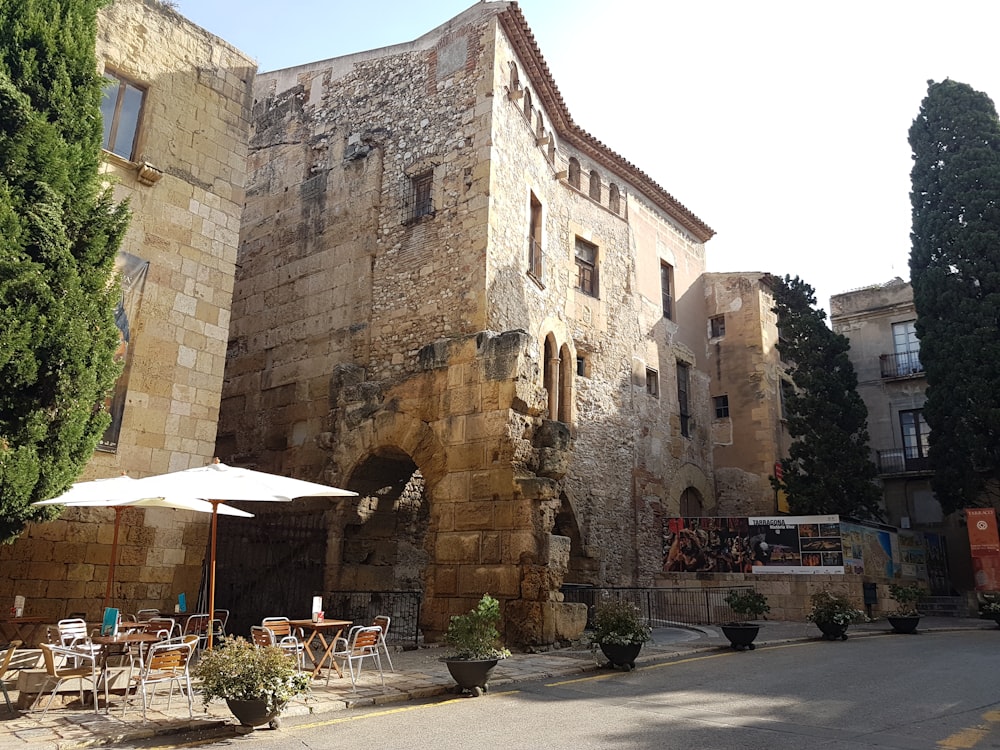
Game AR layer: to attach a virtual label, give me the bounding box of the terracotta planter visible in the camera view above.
[720,622,761,651]
[225,699,281,729]
[442,658,498,697]
[598,641,643,670]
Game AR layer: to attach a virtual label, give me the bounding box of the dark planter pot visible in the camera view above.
[720,622,761,651]
[815,621,850,641]
[598,641,643,671]
[887,615,921,634]
[225,698,281,729]
[442,658,498,697]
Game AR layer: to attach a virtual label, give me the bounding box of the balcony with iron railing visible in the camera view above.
[879,351,923,379]
[876,448,932,475]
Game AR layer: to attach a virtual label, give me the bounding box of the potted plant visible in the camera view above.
[806,589,867,640]
[721,588,770,651]
[978,593,1000,626]
[885,583,925,634]
[441,593,510,697]
[193,635,310,729]
[590,598,652,671]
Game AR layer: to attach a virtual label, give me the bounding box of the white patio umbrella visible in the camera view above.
[131,460,357,648]
[34,475,253,611]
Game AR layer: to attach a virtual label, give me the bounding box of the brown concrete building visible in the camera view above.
[0,0,256,622]
[830,279,967,592]
[216,2,720,643]
[702,273,790,516]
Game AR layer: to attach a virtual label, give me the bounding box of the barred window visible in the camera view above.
[404,170,434,223]
[714,395,730,418]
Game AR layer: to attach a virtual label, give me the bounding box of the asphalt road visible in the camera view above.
[125,630,1000,750]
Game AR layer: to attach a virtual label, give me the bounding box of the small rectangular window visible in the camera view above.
[646,368,659,397]
[575,237,598,297]
[576,356,586,377]
[101,70,146,161]
[710,315,726,338]
[528,193,543,280]
[404,170,434,223]
[661,262,674,320]
[713,395,730,418]
[677,361,691,437]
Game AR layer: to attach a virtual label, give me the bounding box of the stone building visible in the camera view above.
[702,273,790,517]
[0,0,256,621]
[830,279,969,591]
[216,1,719,644]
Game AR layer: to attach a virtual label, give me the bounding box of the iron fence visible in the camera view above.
[318,590,422,649]
[561,585,752,627]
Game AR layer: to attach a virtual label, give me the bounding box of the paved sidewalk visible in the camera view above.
[1,617,993,750]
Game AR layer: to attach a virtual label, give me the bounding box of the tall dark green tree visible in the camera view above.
[769,275,883,521]
[909,79,1000,515]
[0,0,130,542]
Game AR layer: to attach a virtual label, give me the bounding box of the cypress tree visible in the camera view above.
[769,275,883,521]
[0,0,130,542]
[909,79,1000,514]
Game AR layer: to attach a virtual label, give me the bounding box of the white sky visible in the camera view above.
[176,0,1000,314]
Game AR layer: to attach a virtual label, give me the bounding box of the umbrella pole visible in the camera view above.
[103,507,123,611]
[207,500,220,650]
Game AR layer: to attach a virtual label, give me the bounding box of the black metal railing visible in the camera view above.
[880,351,923,378]
[876,448,931,474]
[318,590,422,649]
[561,585,751,627]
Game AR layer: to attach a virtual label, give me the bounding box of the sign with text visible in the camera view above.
[966,508,1000,556]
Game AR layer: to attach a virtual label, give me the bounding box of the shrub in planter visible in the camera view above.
[806,589,867,640]
[590,599,651,670]
[721,588,770,651]
[442,594,510,696]
[193,635,310,727]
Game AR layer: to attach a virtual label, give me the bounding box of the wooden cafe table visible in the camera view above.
[287,618,352,679]
[0,616,47,647]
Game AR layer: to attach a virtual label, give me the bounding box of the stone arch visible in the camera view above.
[543,333,558,421]
[558,342,573,423]
[552,491,598,584]
[609,183,621,214]
[667,462,715,516]
[523,87,532,119]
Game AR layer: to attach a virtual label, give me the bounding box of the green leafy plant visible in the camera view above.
[887,583,925,617]
[444,594,510,660]
[805,589,867,626]
[590,598,652,647]
[193,635,310,712]
[724,588,770,621]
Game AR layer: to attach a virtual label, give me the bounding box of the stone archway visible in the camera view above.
[552,492,599,584]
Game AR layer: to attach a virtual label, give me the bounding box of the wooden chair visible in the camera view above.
[249,625,273,649]
[33,643,106,716]
[262,617,306,670]
[122,639,194,719]
[327,626,385,691]
[1,640,21,713]
[145,617,179,640]
[372,615,394,672]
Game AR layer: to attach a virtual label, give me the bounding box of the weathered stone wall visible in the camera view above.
[0,0,255,621]
[703,273,787,515]
[217,2,716,644]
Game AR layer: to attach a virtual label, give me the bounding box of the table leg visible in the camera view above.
[316,628,344,679]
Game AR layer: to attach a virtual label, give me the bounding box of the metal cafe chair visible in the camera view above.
[327,626,385,691]
[261,617,306,670]
[372,615,394,672]
[1,641,22,713]
[122,639,195,719]
[33,643,106,716]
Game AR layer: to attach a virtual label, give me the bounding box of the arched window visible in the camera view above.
[609,183,620,214]
[589,170,601,201]
[509,63,519,92]
[523,88,532,119]
[536,111,545,138]
[568,158,581,189]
